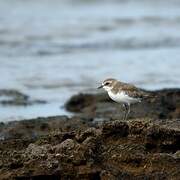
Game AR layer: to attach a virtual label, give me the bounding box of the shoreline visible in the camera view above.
[0,88,180,179]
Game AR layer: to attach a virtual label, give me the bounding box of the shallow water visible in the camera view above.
[0,0,180,121]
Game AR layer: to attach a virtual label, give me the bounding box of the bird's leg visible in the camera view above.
[122,103,130,120]
[126,103,131,120]
[122,103,127,120]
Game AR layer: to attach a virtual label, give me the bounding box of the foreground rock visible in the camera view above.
[0,116,180,179]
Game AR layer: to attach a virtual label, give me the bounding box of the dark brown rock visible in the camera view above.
[65,93,96,113]
[145,125,180,153]
[102,120,129,137]
[76,127,101,143]
[0,118,180,179]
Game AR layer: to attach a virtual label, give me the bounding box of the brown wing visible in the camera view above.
[120,82,148,99]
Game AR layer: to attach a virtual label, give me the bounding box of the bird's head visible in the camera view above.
[98,78,117,92]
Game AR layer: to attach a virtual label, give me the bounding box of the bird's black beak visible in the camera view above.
[97,85,103,89]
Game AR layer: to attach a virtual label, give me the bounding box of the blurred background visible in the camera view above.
[0,0,180,121]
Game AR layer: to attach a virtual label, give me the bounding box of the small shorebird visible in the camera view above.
[98,78,152,120]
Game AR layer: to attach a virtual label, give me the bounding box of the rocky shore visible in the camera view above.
[0,88,180,179]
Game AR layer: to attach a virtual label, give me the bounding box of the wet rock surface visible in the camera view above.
[0,89,180,179]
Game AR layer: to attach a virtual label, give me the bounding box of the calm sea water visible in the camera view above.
[0,0,180,121]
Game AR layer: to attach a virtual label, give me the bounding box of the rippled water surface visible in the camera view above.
[0,0,180,121]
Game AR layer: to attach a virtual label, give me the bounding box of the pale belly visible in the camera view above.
[108,91,140,104]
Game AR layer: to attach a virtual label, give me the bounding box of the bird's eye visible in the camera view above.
[105,82,110,86]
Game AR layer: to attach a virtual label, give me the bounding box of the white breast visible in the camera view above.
[108,91,140,104]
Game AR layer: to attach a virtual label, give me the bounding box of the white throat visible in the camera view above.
[103,86,113,92]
